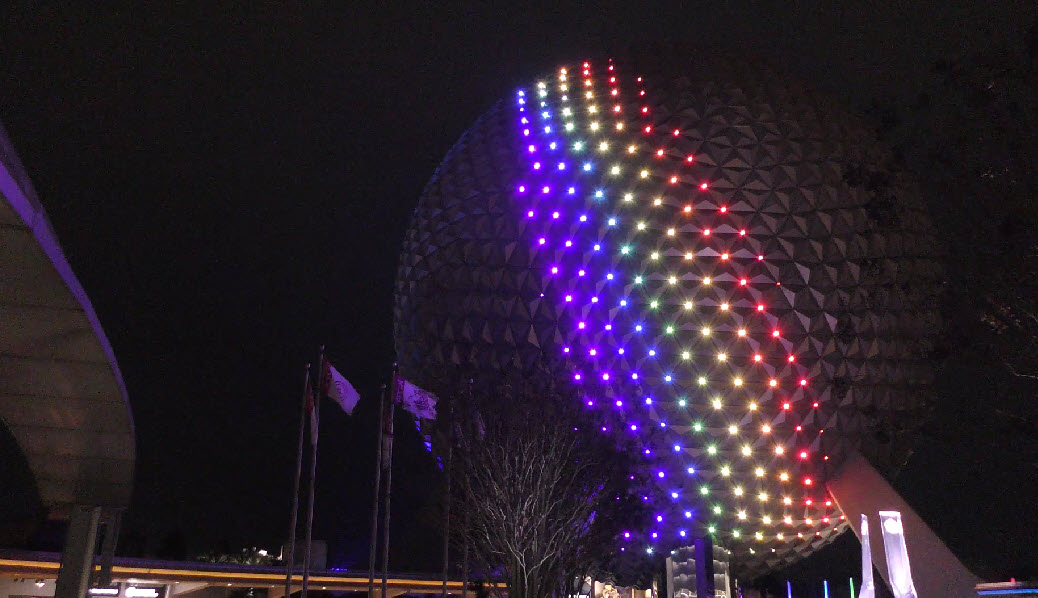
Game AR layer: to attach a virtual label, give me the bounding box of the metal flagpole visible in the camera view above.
[380,373,397,598]
[284,364,311,598]
[441,403,454,598]
[302,351,324,598]
[367,384,387,598]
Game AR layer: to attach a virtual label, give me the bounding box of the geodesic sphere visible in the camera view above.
[393,54,941,574]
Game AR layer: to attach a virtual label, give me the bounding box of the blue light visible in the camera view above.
[584,162,592,171]
[595,189,604,198]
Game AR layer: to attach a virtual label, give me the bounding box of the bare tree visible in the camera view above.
[449,378,649,598]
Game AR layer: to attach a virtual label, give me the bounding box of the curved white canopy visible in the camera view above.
[0,122,135,514]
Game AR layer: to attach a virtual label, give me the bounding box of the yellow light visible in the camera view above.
[589,105,597,113]
[684,301,693,309]
[615,122,624,130]
[720,466,731,476]
[713,398,722,409]
[640,169,649,178]
[734,377,743,386]
[783,496,792,505]
[742,445,752,456]
[779,472,789,482]
[728,424,738,435]
[562,107,572,116]
[586,91,593,98]
[720,302,729,310]
[755,531,764,540]
[653,197,662,206]
[685,252,694,260]
[668,275,677,284]
[565,123,575,131]
[698,377,707,385]
[637,221,646,230]
[738,510,747,520]
[758,492,768,501]
[734,486,744,496]
[702,327,711,336]
[651,252,659,260]
[590,122,599,131]
[755,468,765,478]
[717,353,727,361]
[627,144,637,153]
[703,276,711,285]
[667,228,675,236]
[623,192,633,202]
[682,351,691,360]
[560,84,567,91]
[775,446,784,455]
[598,141,608,151]
[611,165,620,175]
[738,328,747,336]
[763,516,772,525]
[748,402,757,410]
[784,516,793,525]
[777,532,784,540]
[762,424,771,433]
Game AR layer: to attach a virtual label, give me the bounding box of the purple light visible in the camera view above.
[568,187,576,194]
[551,266,558,274]
[645,397,652,404]
[528,145,536,153]
[574,373,582,381]
[564,240,573,247]
[618,347,625,354]
[578,269,586,276]
[552,211,560,218]
[630,424,637,431]
[657,471,665,478]
[538,237,546,245]
[685,511,692,518]
[604,324,612,330]
[541,185,549,193]
[587,400,594,406]
[533,162,541,170]
[624,531,631,539]
[579,214,587,222]
[523,129,530,136]
[557,162,566,170]
[602,373,610,380]
[615,399,623,407]
[577,321,585,329]
[565,295,573,302]
[518,185,526,193]
[631,373,638,380]
[651,532,658,539]
[673,444,681,452]
[589,348,597,356]
[591,296,599,303]
[563,346,570,353]
[656,514,664,522]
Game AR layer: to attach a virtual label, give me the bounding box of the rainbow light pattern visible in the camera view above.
[513,60,846,560]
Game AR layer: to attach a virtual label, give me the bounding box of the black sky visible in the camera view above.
[0,0,1035,581]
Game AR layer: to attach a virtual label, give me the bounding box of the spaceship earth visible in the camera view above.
[394,54,941,574]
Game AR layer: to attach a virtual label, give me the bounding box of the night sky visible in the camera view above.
[1,1,1035,584]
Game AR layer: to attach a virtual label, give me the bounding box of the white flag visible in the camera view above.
[323,362,361,415]
[394,376,438,419]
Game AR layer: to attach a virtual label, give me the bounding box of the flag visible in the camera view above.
[859,514,876,598]
[393,376,438,419]
[305,372,318,446]
[321,361,361,415]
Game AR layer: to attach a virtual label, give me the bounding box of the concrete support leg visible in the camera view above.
[97,509,122,587]
[826,453,980,598]
[55,505,102,598]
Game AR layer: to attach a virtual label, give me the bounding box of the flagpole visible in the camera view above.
[380,373,397,598]
[302,349,324,598]
[367,384,387,598]
[284,363,311,598]
[441,401,454,598]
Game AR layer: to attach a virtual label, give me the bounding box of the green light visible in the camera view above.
[666,325,674,334]
[700,486,709,495]
[634,275,643,284]
[573,141,583,151]
[732,529,741,538]
[649,300,658,309]
[713,505,722,514]
[621,245,630,255]
[707,445,717,455]
[693,421,703,432]
[678,398,687,407]
[707,525,716,533]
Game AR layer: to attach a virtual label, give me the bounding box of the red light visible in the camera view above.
[639,90,645,96]
[739,229,747,236]
[644,126,652,133]
[740,278,748,286]
[699,182,709,190]
[611,89,618,96]
[614,105,621,112]
[609,76,616,83]
[656,149,664,157]
[788,355,795,362]
[799,451,808,460]
[721,253,729,260]
[683,205,692,213]
[772,330,780,337]
[669,176,678,184]
[757,254,764,260]
[825,500,832,506]
[757,304,765,311]
[782,403,791,410]
[840,515,846,520]
[812,401,819,408]
[805,499,813,505]
[795,425,803,431]
[673,129,680,136]
[801,379,808,386]
[804,478,813,486]
[703,229,711,236]
[637,77,642,82]
[720,206,727,213]
[642,107,649,113]
[583,62,589,68]
[686,155,695,162]
[608,65,614,71]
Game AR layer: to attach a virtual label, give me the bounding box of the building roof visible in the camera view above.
[0,122,135,513]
